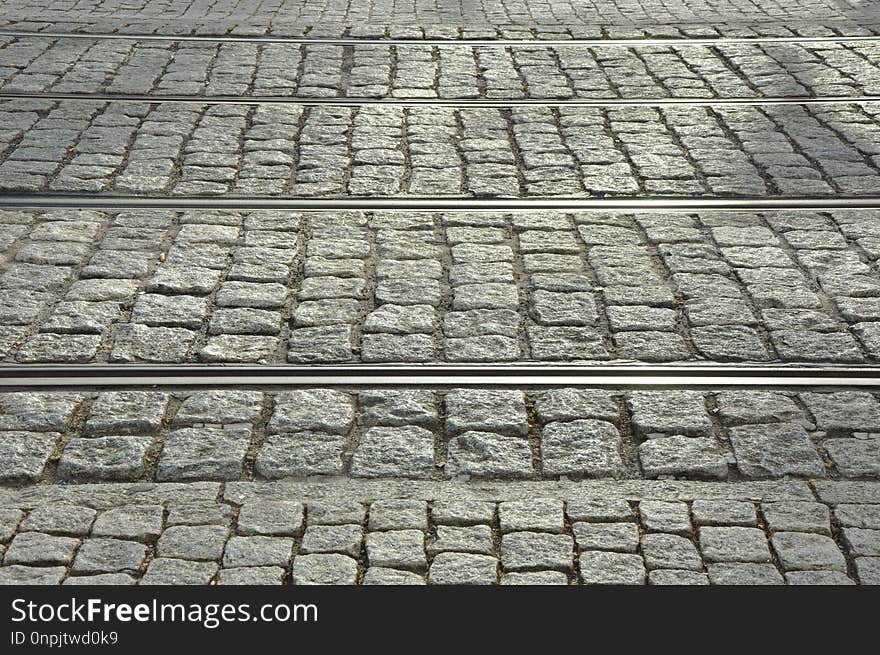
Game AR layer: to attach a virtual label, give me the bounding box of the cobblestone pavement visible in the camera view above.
[3,38,880,99]
[1,0,878,37]
[0,478,877,584]
[2,386,880,483]
[2,2,880,586]
[3,208,880,365]
[2,100,880,196]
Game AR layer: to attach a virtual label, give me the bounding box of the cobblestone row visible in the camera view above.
[0,387,878,483]
[2,99,880,195]
[0,478,876,585]
[3,208,880,365]
[3,38,880,99]
[1,0,878,37]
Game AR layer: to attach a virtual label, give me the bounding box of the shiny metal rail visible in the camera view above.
[2,195,880,211]
[1,364,879,388]
[3,91,879,108]
[2,30,880,46]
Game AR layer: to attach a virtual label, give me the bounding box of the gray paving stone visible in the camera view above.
[157,525,229,561]
[0,431,59,482]
[692,500,757,527]
[431,500,495,526]
[300,524,363,557]
[351,426,435,478]
[648,570,710,586]
[699,527,772,563]
[707,563,785,585]
[842,528,880,557]
[174,390,263,426]
[714,391,804,426]
[729,423,825,478]
[361,333,435,362]
[237,501,304,536]
[269,389,354,434]
[20,505,96,535]
[526,326,605,359]
[771,532,847,571]
[141,558,218,585]
[292,554,359,585]
[369,500,428,532]
[501,571,569,585]
[801,392,880,433]
[429,552,498,585]
[445,390,529,436]
[306,500,366,526]
[366,529,426,571]
[255,433,347,477]
[534,389,619,423]
[446,431,533,479]
[85,391,169,435]
[627,391,712,437]
[167,503,234,527]
[427,525,494,556]
[363,304,434,334]
[499,499,565,533]
[835,504,880,529]
[567,500,634,524]
[572,522,639,553]
[824,437,880,477]
[72,538,147,574]
[0,509,24,543]
[64,573,137,586]
[785,570,855,585]
[855,557,880,585]
[92,505,163,542]
[0,565,67,585]
[111,325,196,363]
[222,536,294,568]
[217,567,285,585]
[641,533,703,571]
[359,390,439,429]
[0,393,82,431]
[638,500,692,535]
[763,502,831,534]
[541,419,623,477]
[638,435,730,479]
[287,325,354,363]
[362,568,425,585]
[57,436,152,481]
[5,531,79,566]
[501,532,573,571]
[580,551,645,585]
[157,426,251,481]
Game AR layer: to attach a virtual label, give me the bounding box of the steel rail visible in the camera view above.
[2,29,880,47]
[2,195,880,211]
[1,364,879,388]
[3,91,878,108]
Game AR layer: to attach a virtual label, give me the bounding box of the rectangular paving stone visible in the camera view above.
[237,501,304,536]
[572,522,639,553]
[428,552,498,585]
[4,532,79,566]
[141,558,218,585]
[366,529,426,571]
[699,526,773,563]
[156,525,229,561]
[20,505,96,535]
[771,532,847,571]
[501,532,574,571]
[579,551,645,585]
[499,500,565,533]
[91,505,163,542]
[71,538,148,574]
